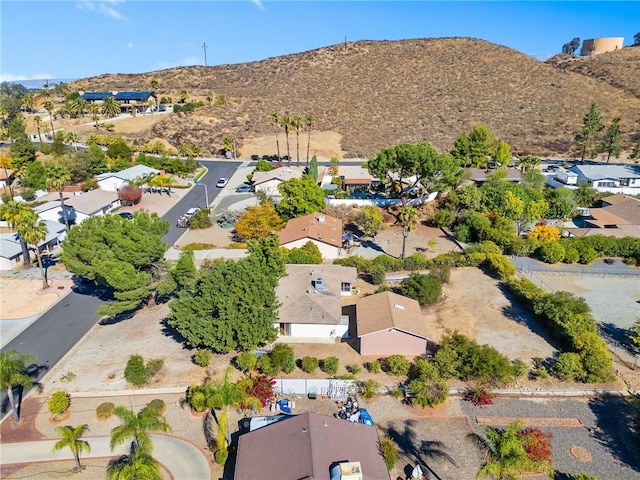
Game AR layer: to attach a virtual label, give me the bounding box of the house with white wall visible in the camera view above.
[278,213,344,260]
[0,220,65,270]
[274,264,358,340]
[569,164,640,194]
[64,189,120,223]
[252,166,305,197]
[96,165,160,192]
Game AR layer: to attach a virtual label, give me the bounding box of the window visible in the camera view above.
[341,282,351,292]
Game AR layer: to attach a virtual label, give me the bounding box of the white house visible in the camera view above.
[569,164,640,194]
[252,166,305,197]
[274,264,358,340]
[278,213,344,260]
[0,220,65,271]
[64,189,120,223]
[96,165,160,192]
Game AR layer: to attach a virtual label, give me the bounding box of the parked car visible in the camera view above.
[235,184,254,193]
[177,207,201,228]
[118,212,133,220]
[250,154,260,161]
[216,177,229,188]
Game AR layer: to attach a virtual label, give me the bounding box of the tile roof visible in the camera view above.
[0,169,13,181]
[276,264,357,325]
[355,291,428,338]
[234,412,390,480]
[64,189,119,215]
[565,226,640,238]
[278,213,343,249]
[252,166,305,186]
[599,195,640,225]
[585,208,631,228]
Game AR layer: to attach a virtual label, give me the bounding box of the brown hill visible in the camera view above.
[70,37,640,159]
[545,47,640,99]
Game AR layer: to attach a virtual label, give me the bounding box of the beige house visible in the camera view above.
[566,194,640,238]
[354,291,430,356]
[252,166,305,197]
[278,213,344,260]
[275,264,358,340]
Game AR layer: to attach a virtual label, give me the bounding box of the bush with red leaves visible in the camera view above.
[518,428,553,462]
[463,387,496,407]
[241,374,276,408]
[118,184,142,205]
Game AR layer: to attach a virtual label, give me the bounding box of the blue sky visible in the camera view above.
[1,1,638,83]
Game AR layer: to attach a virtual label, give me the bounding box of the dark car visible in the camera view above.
[235,184,255,193]
[250,154,260,161]
[118,212,133,220]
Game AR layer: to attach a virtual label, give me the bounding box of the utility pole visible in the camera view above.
[202,42,208,67]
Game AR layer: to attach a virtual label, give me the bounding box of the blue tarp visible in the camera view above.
[359,408,374,426]
[277,399,292,414]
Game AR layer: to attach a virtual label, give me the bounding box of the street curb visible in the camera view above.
[70,387,186,398]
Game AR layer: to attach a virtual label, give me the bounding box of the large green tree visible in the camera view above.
[1,350,36,422]
[53,424,91,471]
[107,447,163,480]
[60,213,169,317]
[276,176,325,219]
[577,103,604,163]
[599,116,621,163]
[234,202,283,241]
[368,142,461,206]
[167,237,283,353]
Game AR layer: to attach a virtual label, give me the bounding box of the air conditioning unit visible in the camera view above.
[314,277,325,291]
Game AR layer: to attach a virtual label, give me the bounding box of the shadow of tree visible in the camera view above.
[588,395,640,474]
[599,322,637,355]
[160,317,190,345]
[381,419,456,480]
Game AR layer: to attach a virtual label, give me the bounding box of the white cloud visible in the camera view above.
[0,73,54,83]
[127,42,134,48]
[76,1,125,20]
[251,0,265,12]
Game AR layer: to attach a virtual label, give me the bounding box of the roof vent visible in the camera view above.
[317,214,326,222]
[314,277,325,291]
[394,304,405,310]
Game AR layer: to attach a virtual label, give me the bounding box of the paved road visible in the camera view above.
[0,159,242,418]
[0,434,211,479]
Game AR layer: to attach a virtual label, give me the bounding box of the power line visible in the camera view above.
[202,42,208,67]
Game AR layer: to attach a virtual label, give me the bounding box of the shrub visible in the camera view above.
[553,352,586,382]
[256,355,276,375]
[96,402,115,420]
[485,253,516,280]
[539,241,565,264]
[321,356,339,375]
[187,384,208,412]
[408,377,449,407]
[403,253,429,271]
[367,359,382,374]
[270,344,296,374]
[348,363,362,374]
[359,379,380,399]
[563,246,580,264]
[372,255,404,272]
[369,264,386,285]
[385,355,411,376]
[146,358,164,378]
[400,273,442,305]
[188,208,212,229]
[241,374,275,407]
[214,448,228,465]
[48,391,71,417]
[118,184,142,206]
[577,245,598,264]
[379,436,397,470]
[518,428,553,463]
[511,359,528,379]
[182,242,217,250]
[454,224,470,242]
[124,355,147,386]
[147,399,165,414]
[193,349,212,367]
[432,209,455,228]
[333,255,372,273]
[301,356,319,373]
[236,352,258,372]
[464,387,496,407]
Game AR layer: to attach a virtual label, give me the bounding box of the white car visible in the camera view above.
[216,177,229,188]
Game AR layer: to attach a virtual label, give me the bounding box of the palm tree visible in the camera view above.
[150,79,159,92]
[33,115,43,146]
[46,163,71,231]
[92,114,101,129]
[292,114,303,166]
[305,114,315,166]
[16,210,49,289]
[467,421,554,480]
[66,132,79,152]
[269,112,281,162]
[43,101,55,138]
[0,200,33,265]
[53,82,70,101]
[399,206,419,259]
[0,350,36,422]
[53,424,91,471]
[110,403,172,456]
[149,174,174,196]
[280,115,292,166]
[107,447,163,480]
[101,96,121,118]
